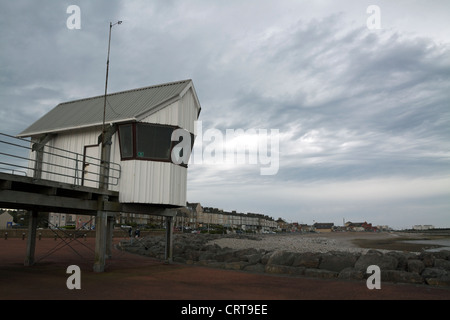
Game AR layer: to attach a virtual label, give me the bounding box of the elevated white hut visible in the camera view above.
[18,79,201,208]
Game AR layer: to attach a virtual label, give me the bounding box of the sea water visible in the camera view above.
[403,238,450,252]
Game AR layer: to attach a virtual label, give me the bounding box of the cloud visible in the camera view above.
[188,174,450,229]
[1,1,449,228]
[184,9,450,228]
[195,25,450,177]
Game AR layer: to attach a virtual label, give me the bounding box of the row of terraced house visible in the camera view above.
[113,202,279,232]
[176,202,278,233]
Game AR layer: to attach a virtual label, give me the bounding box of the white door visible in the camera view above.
[82,145,100,188]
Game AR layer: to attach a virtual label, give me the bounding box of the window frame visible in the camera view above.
[135,122,174,162]
[117,122,194,167]
[117,123,135,160]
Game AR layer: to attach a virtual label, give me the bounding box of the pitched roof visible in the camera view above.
[313,222,334,228]
[19,79,199,137]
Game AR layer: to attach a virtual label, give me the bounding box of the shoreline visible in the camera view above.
[208,231,450,254]
[120,231,450,288]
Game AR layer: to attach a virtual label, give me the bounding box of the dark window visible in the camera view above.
[118,124,133,158]
[118,122,194,166]
[136,123,173,160]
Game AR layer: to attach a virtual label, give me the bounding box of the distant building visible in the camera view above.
[376,225,392,232]
[298,224,314,232]
[313,222,334,232]
[0,211,14,229]
[345,221,377,232]
[186,202,277,232]
[49,213,72,228]
[186,202,202,228]
[412,225,435,230]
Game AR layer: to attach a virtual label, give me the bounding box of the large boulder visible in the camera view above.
[214,249,237,262]
[198,251,216,261]
[338,267,364,280]
[435,250,450,260]
[245,253,263,264]
[243,263,266,273]
[385,251,416,271]
[381,270,424,285]
[260,252,272,265]
[267,250,296,266]
[265,265,305,276]
[421,267,448,279]
[318,252,359,272]
[425,276,450,286]
[354,251,398,271]
[233,248,259,260]
[434,259,450,271]
[407,260,425,274]
[421,265,450,286]
[419,252,435,267]
[292,252,321,269]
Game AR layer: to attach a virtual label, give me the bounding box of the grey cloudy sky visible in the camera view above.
[1,0,449,229]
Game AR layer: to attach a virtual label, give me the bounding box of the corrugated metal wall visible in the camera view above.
[143,88,199,133]
[118,160,187,206]
[35,127,101,186]
[114,88,199,206]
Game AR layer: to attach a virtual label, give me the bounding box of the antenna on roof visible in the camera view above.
[101,20,122,189]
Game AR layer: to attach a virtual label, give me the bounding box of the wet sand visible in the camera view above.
[316,231,450,252]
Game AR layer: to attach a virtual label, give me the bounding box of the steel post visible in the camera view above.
[24,210,38,266]
[93,210,107,272]
[165,216,174,263]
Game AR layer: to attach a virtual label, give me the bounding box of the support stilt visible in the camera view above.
[24,210,38,266]
[93,211,107,272]
[106,215,114,259]
[165,216,174,264]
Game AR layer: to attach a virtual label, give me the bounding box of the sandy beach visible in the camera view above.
[208,231,450,254]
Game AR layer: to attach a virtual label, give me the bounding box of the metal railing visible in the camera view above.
[0,132,121,187]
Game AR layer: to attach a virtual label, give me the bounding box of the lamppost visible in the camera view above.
[100,20,122,190]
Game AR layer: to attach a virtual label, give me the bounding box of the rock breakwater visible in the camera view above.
[119,233,450,287]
